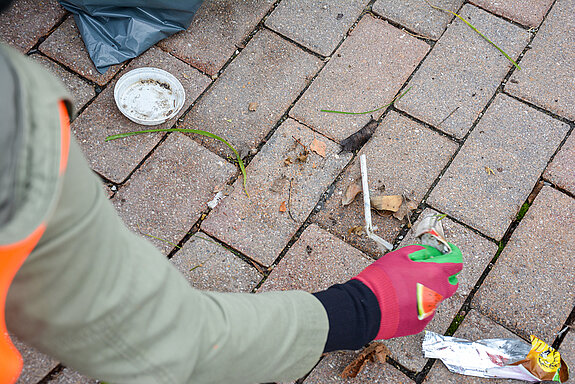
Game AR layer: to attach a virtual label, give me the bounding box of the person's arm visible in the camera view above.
[2,42,462,384]
[7,139,329,384]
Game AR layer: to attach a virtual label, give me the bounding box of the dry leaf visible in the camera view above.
[342,183,362,206]
[341,342,390,379]
[393,196,418,221]
[297,152,309,163]
[248,102,258,111]
[340,117,378,153]
[348,225,364,235]
[284,157,293,166]
[279,201,287,212]
[310,138,327,157]
[370,195,403,212]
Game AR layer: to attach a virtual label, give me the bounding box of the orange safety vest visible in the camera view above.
[0,101,70,383]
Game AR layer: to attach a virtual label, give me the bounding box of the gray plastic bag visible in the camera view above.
[58,0,204,73]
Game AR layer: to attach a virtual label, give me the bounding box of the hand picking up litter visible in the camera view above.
[314,242,462,352]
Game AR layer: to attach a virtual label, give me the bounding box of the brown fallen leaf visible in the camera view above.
[297,151,309,163]
[392,196,418,221]
[284,156,294,166]
[248,102,258,112]
[342,183,362,206]
[279,201,287,212]
[310,138,327,157]
[370,195,403,212]
[340,117,378,153]
[341,342,390,379]
[347,225,364,235]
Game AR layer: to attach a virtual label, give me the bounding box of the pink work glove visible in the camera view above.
[353,244,462,339]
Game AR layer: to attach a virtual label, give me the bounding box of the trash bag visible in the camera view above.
[58,0,204,74]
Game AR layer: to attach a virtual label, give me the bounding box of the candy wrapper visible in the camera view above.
[423,331,569,382]
[413,213,451,255]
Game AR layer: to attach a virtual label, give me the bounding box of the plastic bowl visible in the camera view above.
[114,67,186,126]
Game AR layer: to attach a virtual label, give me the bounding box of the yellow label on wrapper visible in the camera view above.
[527,335,561,373]
[513,335,569,382]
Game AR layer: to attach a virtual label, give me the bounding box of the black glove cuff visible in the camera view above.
[312,279,381,352]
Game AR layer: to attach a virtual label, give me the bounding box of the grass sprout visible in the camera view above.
[137,224,181,249]
[106,128,249,196]
[425,0,521,70]
[320,86,412,115]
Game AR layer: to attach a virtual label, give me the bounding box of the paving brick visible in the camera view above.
[170,232,262,292]
[47,368,97,384]
[39,17,122,86]
[506,0,575,122]
[545,133,575,196]
[30,54,96,112]
[303,351,414,383]
[180,29,322,159]
[290,15,429,143]
[386,209,498,371]
[559,331,575,374]
[158,0,275,77]
[428,94,569,240]
[423,310,523,384]
[259,224,371,293]
[0,0,66,53]
[265,0,369,57]
[112,133,236,255]
[313,112,458,258]
[201,119,351,266]
[396,5,529,139]
[472,186,575,341]
[470,0,553,28]
[13,335,59,384]
[372,0,462,40]
[72,47,211,183]
[386,293,462,373]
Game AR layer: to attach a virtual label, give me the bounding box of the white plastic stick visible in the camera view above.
[360,154,393,251]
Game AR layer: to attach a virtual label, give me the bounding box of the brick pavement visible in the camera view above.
[2,0,574,382]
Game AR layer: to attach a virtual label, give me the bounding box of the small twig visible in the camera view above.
[292,136,308,151]
[287,178,297,222]
[424,0,521,70]
[437,106,460,127]
[402,28,428,39]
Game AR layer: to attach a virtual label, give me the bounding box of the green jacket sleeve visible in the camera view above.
[7,139,329,384]
[1,46,330,383]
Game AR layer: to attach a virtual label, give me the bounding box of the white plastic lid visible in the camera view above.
[114,67,186,126]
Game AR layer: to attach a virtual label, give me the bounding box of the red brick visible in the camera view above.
[158,0,275,76]
[201,119,351,266]
[472,186,575,341]
[0,0,65,53]
[259,224,371,293]
[290,15,429,143]
[112,133,236,255]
